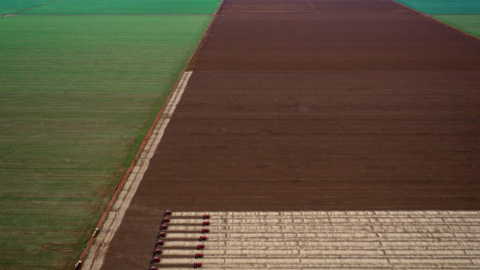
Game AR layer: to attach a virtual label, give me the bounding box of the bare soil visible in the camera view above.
[101,0,480,268]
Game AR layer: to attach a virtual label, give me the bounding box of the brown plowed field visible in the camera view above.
[101,0,480,268]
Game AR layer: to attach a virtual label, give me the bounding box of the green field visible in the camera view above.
[396,0,480,38]
[23,0,222,15]
[0,0,220,269]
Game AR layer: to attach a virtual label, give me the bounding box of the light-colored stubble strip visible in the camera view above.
[172,211,480,270]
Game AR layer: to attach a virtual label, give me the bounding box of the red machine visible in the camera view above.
[150,267,158,270]
[202,221,210,226]
[201,228,209,233]
[151,257,161,263]
[158,232,167,238]
[164,210,172,216]
[199,236,207,241]
[162,218,171,223]
[193,262,203,268]
[154,249,163,254]
[195,253,204,259]
[196,244,205,250]
[161,225,168,230]
[202,214,210,219]
[156,240,164,246]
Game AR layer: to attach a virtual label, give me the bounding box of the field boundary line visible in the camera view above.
[1,0,59,18]
[187,0,225,70]
[81,71,193,270]
[390,0,480,41]
[78,1,224,268]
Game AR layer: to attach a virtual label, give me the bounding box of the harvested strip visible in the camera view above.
[162,211,480,269]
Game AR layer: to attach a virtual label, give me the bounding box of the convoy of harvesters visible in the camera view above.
[149,211,210,270]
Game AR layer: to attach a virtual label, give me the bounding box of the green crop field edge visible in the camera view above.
[394,0,480,15]
[0,12,217,270]
[434,15,480,38]
[394,0,480,38]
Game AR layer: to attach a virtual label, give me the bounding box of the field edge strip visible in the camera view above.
[80,71,193,270]
[75,1,224,268]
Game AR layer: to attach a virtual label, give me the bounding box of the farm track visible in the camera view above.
[99,0,480,269]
